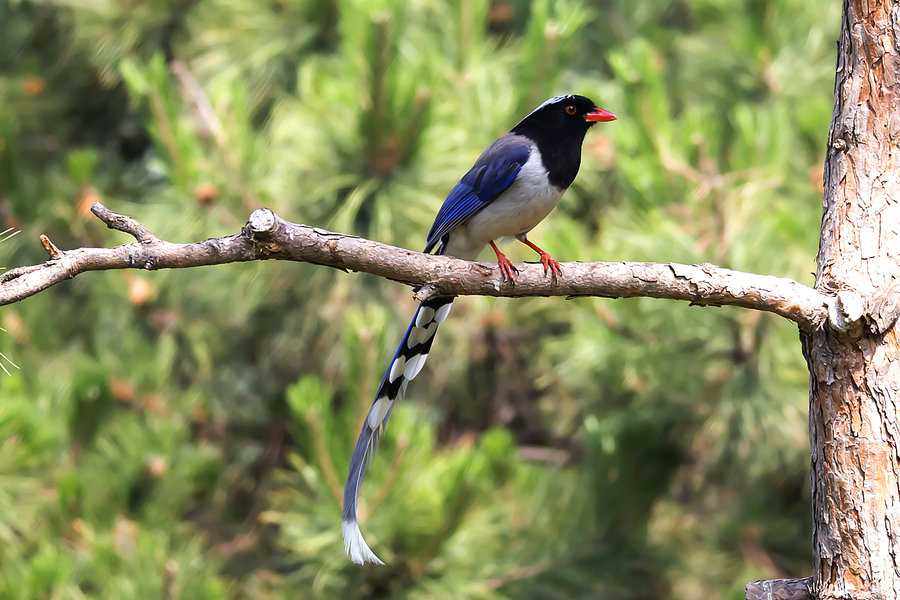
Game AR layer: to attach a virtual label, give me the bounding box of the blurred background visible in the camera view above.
[0,0,838,598]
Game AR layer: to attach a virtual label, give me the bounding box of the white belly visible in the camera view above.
[442,150,564,260]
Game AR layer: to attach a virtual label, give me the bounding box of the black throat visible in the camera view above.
[511,122,591,189]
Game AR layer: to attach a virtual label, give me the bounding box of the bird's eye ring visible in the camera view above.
[564,104,577,115]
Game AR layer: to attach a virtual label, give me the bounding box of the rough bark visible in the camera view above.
[0,203,830,330]
[801,1,900,598]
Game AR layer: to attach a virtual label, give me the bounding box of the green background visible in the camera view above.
[0,0,838,597]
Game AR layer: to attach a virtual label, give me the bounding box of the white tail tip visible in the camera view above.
[342,520,385,565]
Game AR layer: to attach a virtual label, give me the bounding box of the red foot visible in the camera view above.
[538,252,562,278]
[519,237,561,277]
[497,254,519,280]
[489,241,519,280]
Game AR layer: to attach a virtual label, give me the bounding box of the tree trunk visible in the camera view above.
[803,1,900,597]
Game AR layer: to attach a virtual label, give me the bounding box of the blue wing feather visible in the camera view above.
[423,140,531,253]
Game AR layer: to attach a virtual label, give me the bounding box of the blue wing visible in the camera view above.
[424,139,531,253]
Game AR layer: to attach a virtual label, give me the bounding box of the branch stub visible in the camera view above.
[248,209,277,236]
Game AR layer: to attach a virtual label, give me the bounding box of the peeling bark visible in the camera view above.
[802,1,900,597]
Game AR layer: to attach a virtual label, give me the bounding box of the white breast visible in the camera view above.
[442,149,564,260]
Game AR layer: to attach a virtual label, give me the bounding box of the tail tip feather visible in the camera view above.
[342,520,385,565]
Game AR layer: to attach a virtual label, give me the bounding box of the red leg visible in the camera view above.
[519,237,561,277]
[489,241,518,280]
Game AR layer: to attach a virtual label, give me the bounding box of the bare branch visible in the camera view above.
[170,60,227,146]
[0,203,830,330]
[90,203,158,243]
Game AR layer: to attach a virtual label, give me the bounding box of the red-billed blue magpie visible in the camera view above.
[342,94,617,564]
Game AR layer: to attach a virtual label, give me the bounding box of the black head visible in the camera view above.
[510,94,616,188]
[512,95,616,135]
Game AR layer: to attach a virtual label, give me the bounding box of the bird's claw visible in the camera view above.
[518,237,561,278]
[497,255,519,281]
[540,253,561,278]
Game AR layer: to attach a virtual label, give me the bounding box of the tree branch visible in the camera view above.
[0,203,830,330]
[91,202,158,243]
[745,577,812,600]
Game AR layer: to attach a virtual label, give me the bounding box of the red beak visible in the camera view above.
[585,107,618,122]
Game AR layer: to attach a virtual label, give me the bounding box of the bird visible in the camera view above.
[342,94,617,564]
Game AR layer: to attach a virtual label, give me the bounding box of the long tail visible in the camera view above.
[342,295,454,564]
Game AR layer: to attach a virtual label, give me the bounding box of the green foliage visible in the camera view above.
[0,0,838,597]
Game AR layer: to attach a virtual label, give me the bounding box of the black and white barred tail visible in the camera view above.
[342,296,453,565]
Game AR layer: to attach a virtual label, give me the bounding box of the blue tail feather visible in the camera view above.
[341,296,454,564]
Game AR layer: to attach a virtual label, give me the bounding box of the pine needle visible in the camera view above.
[0,228,21,243]
[0,226,19,375]
[0,351,19,372]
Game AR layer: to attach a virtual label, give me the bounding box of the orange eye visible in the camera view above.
[564,104,577,115]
